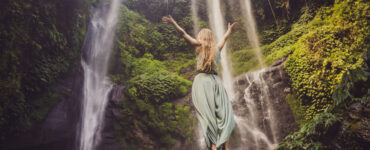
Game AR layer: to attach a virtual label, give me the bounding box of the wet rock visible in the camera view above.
[231,57,298,149]
[95,84,126,150]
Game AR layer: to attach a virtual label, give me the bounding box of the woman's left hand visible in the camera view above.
[162,15,174,24]
[228,22,238,31]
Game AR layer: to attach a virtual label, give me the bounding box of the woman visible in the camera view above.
[162,15,236,150]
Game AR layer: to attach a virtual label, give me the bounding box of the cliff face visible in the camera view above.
[1,62,84,150]
[0,0,90,145]
[96,84,126,150]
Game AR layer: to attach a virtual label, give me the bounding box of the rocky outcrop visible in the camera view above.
[96,84,126,150]
[331,102,370,149]
[231,57,297,149]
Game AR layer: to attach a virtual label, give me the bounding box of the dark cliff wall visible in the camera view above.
[0,0,91,149]
[1,62,84,150]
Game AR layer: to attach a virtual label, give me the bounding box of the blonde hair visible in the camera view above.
[196,28,216,72]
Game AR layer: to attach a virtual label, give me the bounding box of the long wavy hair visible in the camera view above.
[195,28,216,72]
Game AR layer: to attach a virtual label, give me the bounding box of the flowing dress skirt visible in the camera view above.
[192,73,235,148]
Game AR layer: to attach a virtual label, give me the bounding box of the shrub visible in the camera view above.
[277,112,341,150]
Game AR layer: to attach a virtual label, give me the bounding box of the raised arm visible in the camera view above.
[162,15,201,46]
[218,22,238,51]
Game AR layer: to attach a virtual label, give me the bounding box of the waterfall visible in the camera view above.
[232,0,278,149]
[231,0,277,150]
[238,0,278,147]
[190,1,279,150]
[79,0,120,150]
[231,69,278,150]
[240,0,265,67]
[191,0,200,36]
[205,0,235,99]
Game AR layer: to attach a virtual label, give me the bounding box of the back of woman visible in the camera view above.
[162,15,237,150]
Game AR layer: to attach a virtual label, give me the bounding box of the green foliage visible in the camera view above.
[163,52,196,79]
[131,54,167,77]
[332,51,370,107]
[119,99,195,149]
[117,52,192,104]
[231,49,261,75]
[260,1,369,147]
[127,70,191,104]
[119,53,194,148]
[286,94,307,126]
[115,5,192,61]
[277,112,341,150]
[228,4,317,75]
[116,6,158,57]
[126,53,191,104]
[123,0,190,23]
[111,3,197,148]
[278,51,369,150]
[261,23,290,45]
[263,0,370,121]
[0,0,89,140]
[262,8,315,65]
[112,3,196,148]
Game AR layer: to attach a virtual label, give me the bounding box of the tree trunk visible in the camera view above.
[267,0,279,26]
[286,0,290,20]
[305,0,309,9]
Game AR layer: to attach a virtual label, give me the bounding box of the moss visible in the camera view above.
[127,56,191,104]
[231,49,262,76]
[261,0,369,121]
[278,49,369,150]
[286,94,307,126]
[163,52,196,79]
[131,53,167,77]
[262,11,314,65]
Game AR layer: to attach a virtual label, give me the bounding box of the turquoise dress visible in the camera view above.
[192,48,235,148]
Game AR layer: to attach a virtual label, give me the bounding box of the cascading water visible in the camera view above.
[240,0,265,67]
[191,0,280,149]
[237,0,278,148]
[231,0,279,149]
[231,69,278,150]
[79,0,120,150]
[191,0,200,36]
[205,0,235,99]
